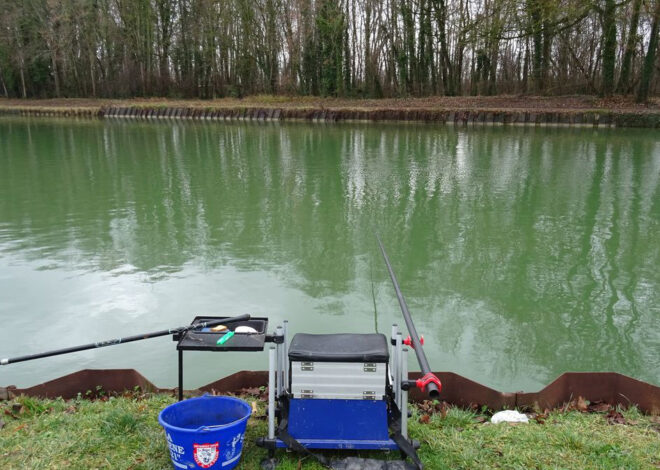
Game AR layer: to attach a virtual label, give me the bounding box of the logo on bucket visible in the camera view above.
[193,442,219,468]
[223,433,244,464]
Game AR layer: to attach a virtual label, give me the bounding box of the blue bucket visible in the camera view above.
[158,395,252,469]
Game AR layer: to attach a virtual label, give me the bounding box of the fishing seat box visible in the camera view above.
[286,333,393,445]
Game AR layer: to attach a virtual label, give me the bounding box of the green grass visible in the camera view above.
[415,406,660,469]
[1,394,659,469]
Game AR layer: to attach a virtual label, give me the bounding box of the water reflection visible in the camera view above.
[0,118,658,390]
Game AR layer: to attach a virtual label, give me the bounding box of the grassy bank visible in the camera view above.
[1,392,659,469]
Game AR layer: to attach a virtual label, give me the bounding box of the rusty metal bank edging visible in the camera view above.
[2,369,659,415]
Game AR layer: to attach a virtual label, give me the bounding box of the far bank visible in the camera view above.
[1,96,659,128]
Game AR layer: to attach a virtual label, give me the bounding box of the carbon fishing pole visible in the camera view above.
[0,313,251,366]
[376,234,441,398]
[370,256,379,334]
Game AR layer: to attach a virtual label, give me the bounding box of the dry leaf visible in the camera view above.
[241,387,261,396]
[606,409,627,425]
[418,399,449,418]
[587,401,611,413]
[12,423,26,433]
[418,400,432,414]
[576,396,588,412]
[440,401,448,419]
[419,414,430,424]
[533,413,547,424]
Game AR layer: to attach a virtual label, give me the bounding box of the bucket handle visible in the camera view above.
[191,395,250,431]
[195,424,229,432]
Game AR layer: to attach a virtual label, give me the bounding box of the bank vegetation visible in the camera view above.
[1,1,659,103]
[1,392,659,469]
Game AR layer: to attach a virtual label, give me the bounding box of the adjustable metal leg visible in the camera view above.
[178,349,183,401]
[401,348,409,439]
[391,324,399,405]
[276,326,284,397]
[395,332,403,411]
[283,320,289,392]
[268,346,276,440]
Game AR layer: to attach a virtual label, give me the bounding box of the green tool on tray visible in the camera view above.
[217,330,235,345]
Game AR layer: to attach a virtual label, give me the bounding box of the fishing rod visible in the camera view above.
[1,313,251,366]
[376,234,441,398]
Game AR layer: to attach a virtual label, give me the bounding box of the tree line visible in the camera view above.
[0,0,659,102]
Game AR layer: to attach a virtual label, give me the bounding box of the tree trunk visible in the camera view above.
[522,38,530,92]
[50,49,61,98]
[265,0,279,94]
[617,0,642,93]
[487,0,502,95]
[527,0,544,92]
[637,0,660,102]
[454,0,468,95]
[89,49,96,98]
[156,0,173,95]
[433,0,453,95]
[541,14,552,92]
[601,0,617,96]
[365,0,372,96]
[401,0,415,95]
[0,61,8,97]
[343,4,351,95]
[19,62,27,98]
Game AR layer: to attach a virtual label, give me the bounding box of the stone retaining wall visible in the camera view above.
[1,105,659,128]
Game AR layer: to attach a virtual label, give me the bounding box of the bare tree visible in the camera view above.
[0,0,657,99]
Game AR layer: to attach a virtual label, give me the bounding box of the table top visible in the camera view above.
[176,316,269,351]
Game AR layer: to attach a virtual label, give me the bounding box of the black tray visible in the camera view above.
[176,316,269,351]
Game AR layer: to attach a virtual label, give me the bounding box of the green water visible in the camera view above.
[0,118,658,392]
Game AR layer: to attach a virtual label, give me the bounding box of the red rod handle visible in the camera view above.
[416,373,442,394]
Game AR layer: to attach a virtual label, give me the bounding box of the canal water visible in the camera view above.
[0,117,658,392]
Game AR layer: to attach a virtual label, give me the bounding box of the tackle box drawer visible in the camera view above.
[288,333,389,400]
[290,361,387,399]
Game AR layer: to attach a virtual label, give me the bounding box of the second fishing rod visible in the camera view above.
[376,234,441,398]
[1,314,251,366]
